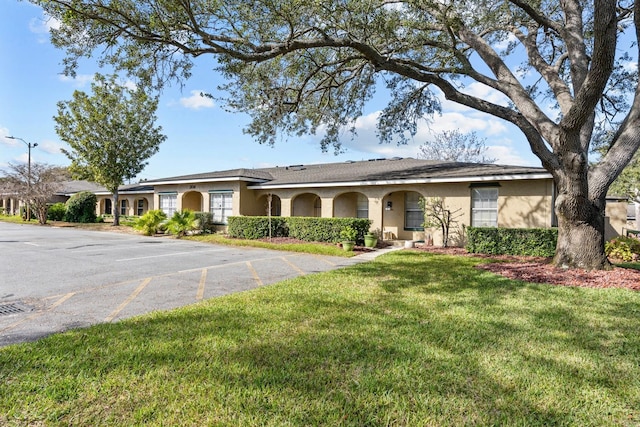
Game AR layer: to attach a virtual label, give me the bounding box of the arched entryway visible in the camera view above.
[182,191,203,212]
[381,190,424,240]
[103,198,112,215]
[292,193,321,217]
[135,198,149,216]
[334,192,368,218]
[256,194,282,216]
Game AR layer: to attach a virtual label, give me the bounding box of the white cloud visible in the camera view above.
[38,139,64,155]
[58,73,95,88]
[1,127,17,146]
[179,91,215,110]
[28,13,61,42]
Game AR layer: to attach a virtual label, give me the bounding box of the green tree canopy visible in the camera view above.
[54,74,166,225]
[35,0,640,269]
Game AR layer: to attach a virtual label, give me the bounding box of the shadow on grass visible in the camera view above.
[1,251,639,425]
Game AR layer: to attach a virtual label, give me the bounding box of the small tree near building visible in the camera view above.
[421,197,462,248]
[0,163,65,225]
[54,74,166,226]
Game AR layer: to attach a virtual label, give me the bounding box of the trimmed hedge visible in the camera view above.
[466,227,557,257]
[227,216,371,243]
[227,216,289,240]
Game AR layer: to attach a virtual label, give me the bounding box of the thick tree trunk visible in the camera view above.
[553,182,610,271]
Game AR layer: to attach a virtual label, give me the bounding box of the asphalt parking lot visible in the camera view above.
[0,222,389,347]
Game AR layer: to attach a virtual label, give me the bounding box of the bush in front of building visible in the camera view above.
[134,209,167,236]
[227,216,289,240]
[227,216,371,244]
[466,227,557,257]
[47,202,67,221]
[64,191,97,223]
[286,217,371,244]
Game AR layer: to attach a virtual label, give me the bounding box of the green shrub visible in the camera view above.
[226,216,371,243]
[134,210,167,236]
[285,217,371,243]
[605,236,640,262]
[227,216,289,239]
[466,227,557,257]
[195,211,216,234]
[64,191,97,223]
[47,202,66,221]
[340,226,357,242]
[166,210,198,237]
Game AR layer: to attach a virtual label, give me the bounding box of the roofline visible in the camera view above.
[248,172,554,190]
[144,176,269,186]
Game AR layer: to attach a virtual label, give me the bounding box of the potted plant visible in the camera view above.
[340,226,357,251]
[364,231,378,248]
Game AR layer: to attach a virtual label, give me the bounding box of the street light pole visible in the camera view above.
[7,136,38,222]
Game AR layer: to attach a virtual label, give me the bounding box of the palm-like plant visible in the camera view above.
[134,209,167,236]
[166,209,197,237]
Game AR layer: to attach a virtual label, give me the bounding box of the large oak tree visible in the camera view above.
[36,0,640,269]
[54,74,166,226]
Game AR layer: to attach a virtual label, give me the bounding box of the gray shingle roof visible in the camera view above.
[255,158,548,186]
[141,158,549,188]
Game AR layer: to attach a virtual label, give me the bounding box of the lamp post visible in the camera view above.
[7,136,38,222]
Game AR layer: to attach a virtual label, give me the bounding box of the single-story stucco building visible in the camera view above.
[2,158,631,245]
[91,157,628,245]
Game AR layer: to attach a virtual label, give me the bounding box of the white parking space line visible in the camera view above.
[116,248,226,262]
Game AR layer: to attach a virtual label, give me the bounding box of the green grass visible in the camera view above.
[617,261,640,270]
[1,251,640,426]
[0,214,39,224]
[187,233,357,257]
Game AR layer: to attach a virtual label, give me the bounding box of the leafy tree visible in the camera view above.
[54,74,166,226]
[1,162,65,225]
[418,130,496,163]
[64,191,97,223]
[35,0,640,269]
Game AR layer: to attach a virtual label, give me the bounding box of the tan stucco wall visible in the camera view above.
[141,178,563,246]
[605,201,629,240]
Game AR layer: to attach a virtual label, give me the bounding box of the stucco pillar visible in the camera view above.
[321,198,333,218]
[368,198,383,234]
[280,198,292,217]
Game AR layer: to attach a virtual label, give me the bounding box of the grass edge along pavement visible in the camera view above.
[1,251,639,426]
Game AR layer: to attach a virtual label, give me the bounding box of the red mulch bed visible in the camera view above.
[414,244,640,291]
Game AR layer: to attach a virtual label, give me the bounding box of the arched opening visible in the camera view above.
[104,198,112,215]
[182,191,203,212]
[333,192,368,218]
[135,198,149,216]
[257,194,282,216]
[381,190,424,240]
[292,193,321,217]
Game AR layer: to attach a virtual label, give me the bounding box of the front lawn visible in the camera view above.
[1,251,639,426]
[187,233,359,257]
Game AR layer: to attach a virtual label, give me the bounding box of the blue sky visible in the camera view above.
[1,0,541,181]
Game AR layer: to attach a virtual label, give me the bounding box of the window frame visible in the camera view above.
[209,190,233,224]
[356,194,369,219]
[158,192,177,217]
[471,187,499,227]
[404,192,424,231]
